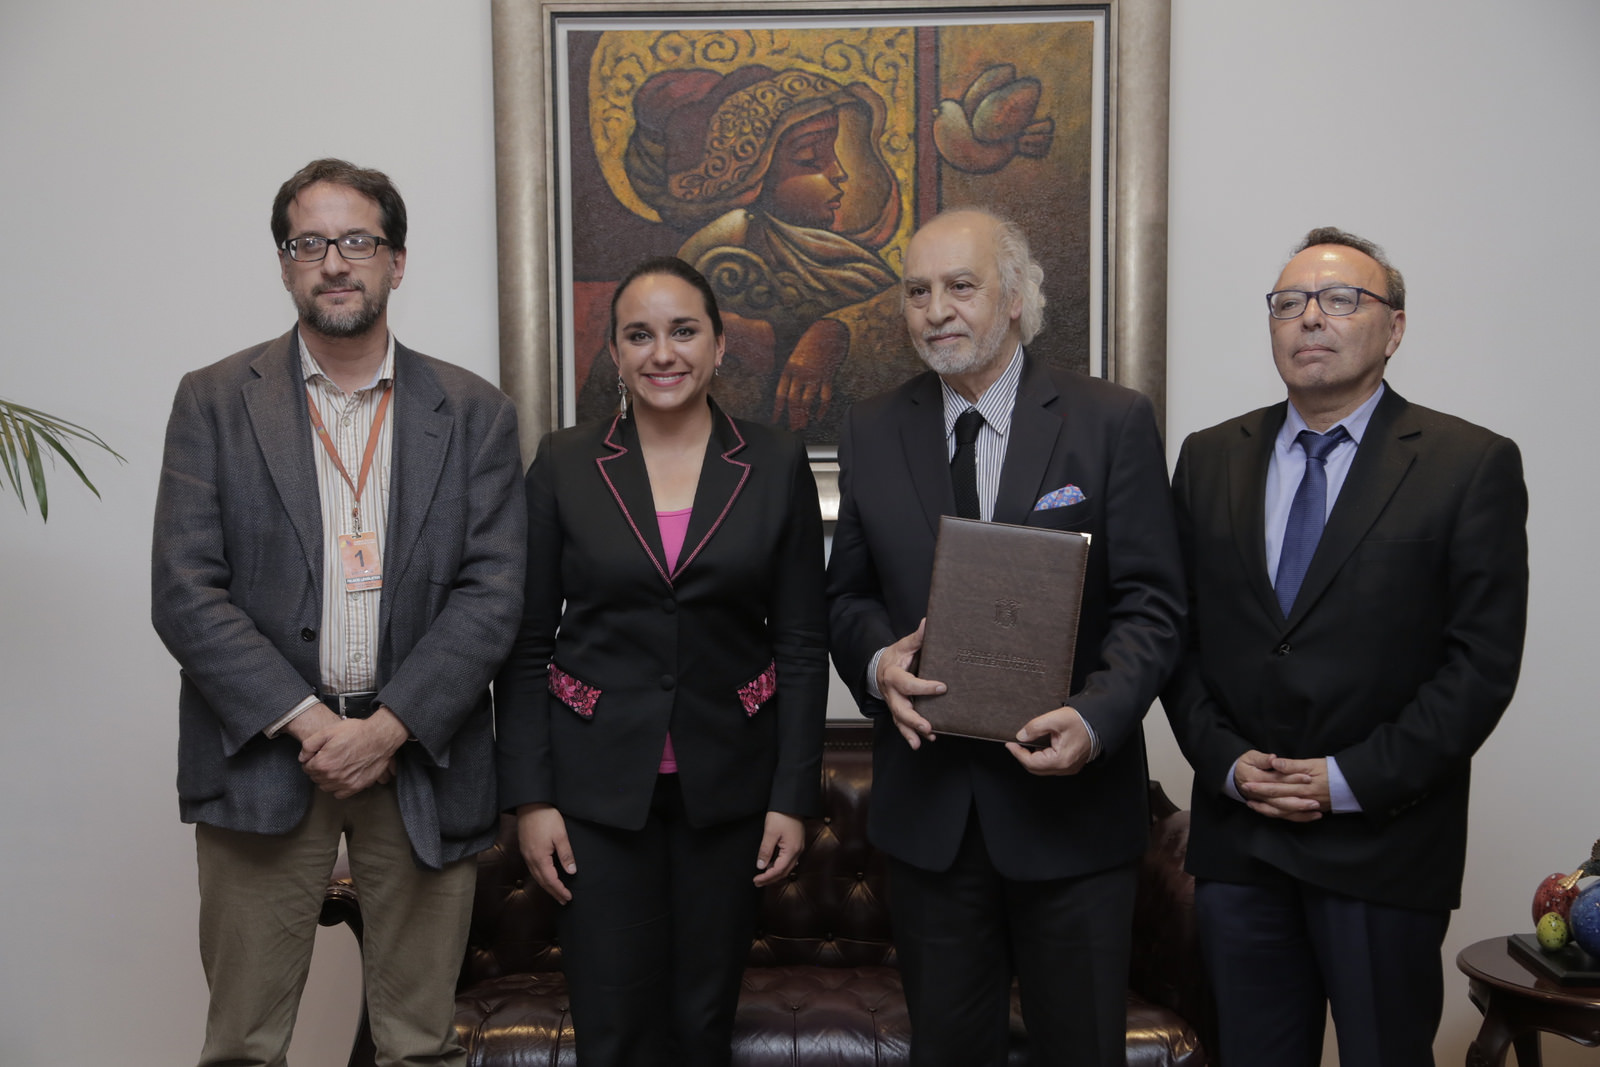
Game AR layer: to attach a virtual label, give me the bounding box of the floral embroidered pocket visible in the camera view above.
[737,661,778,717]
[548,664,600,719]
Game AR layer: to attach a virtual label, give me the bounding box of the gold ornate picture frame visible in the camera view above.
[492,0,1170,515]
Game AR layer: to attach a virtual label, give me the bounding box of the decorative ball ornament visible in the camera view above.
[1570,881,1600,958]
[1537,911,1571,951]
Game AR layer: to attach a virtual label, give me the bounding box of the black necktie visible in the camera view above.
[952,408,983,520]
[1275,426,1350,615]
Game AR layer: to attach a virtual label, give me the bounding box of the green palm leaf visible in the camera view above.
[0,398,125,521]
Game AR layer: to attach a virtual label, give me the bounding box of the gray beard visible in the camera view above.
[913,312,1013,378]
[297,279,389,339]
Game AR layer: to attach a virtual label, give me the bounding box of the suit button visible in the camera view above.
[660,674,676,690]
[301,628,317,642]
[1275,643,1291,656]
[661,598,676,614]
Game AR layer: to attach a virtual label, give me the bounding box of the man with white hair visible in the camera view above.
[826,208,1185,1066]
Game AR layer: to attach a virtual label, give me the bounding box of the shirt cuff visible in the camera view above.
[1079,715,1101,760]
[865,647,886,701]
[1325,755,1361,813]
[1223,760,1246,804]
[265,693,321,739]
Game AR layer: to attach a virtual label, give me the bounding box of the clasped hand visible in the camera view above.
[1233,750,1329,821]
[289,704,405,800]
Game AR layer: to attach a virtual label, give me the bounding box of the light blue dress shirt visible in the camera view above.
[1223,382,1387,814]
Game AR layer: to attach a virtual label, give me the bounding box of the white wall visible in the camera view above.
[0,3,497,1064]
[1154,3,1600,1064]
[0,2,1594,1065]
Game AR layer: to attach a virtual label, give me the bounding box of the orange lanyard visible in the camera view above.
[305,383,393,534]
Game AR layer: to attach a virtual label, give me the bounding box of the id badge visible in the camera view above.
[338,531,383,591]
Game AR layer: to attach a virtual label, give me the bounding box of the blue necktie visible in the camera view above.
[1275,427,1349,615]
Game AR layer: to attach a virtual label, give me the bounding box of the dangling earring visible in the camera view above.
[616,376,629,417]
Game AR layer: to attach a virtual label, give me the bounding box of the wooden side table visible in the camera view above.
[1457,937,1600,1066]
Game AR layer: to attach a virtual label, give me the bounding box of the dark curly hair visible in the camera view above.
[271,158,407,252]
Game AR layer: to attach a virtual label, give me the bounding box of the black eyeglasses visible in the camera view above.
[280,234,391,262]
[1266,286,1394,320]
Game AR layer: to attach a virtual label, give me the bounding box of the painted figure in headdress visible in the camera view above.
[614,65,903,433]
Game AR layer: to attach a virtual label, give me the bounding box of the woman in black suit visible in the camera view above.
[495,257,828,1066]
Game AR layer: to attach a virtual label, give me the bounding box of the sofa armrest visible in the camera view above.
[318,817,567,986]
[1129,780,1216,1060]
[319,854,364,944]
[319,855,379,1067]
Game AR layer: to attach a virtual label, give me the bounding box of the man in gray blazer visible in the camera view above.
[152,158,525,1067]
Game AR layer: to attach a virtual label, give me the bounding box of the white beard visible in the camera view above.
[913,308,1014,378]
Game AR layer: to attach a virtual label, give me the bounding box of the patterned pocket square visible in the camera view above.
[1034,485,1087,510]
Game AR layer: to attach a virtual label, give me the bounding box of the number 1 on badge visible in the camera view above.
[338,531,383,591]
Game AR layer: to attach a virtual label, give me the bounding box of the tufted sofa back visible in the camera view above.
[456,724,890,989]
[747,726,894,968]
[325,721,1216,1065]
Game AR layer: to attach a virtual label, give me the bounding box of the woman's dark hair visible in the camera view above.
[608,256,724,345]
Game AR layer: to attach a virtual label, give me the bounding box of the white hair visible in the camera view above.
[913,207,1046,343]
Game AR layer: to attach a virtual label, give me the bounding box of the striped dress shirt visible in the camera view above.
[919,346,1099,752]
[265,334,396,735]
[939,344,1024,521]
[863,344,1024,699]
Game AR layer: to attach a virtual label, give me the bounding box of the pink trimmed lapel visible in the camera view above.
[595,414,674,586]
[675,408,750,580]
[593,404,752,588]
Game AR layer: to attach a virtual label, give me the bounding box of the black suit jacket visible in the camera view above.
[496,401,828,831]
[1164,386,1528,911]
[826,354,1185,879]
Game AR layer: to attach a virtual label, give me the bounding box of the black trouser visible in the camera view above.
[888,806,1138,1067]
[558,774,766,1067]
[1195,875,1450,1067]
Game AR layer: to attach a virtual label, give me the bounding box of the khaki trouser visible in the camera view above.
[194,782,474,1067]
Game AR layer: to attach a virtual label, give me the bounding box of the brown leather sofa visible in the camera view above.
[322,722,1215,1065]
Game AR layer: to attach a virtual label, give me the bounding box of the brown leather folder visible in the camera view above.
[913,516,1090,743]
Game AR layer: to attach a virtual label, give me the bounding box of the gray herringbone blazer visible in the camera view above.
[152,328,525,868]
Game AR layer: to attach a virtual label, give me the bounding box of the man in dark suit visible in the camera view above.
[826,208,1185,1066]
[1164,227,1528,1066]
[151,158,525,1067]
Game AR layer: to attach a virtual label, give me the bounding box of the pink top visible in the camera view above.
[656,507,693,774]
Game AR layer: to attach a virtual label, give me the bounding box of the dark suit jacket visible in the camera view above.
[495,401,828,831]
[1164,385,1528,911]
[826,354,1186,880]
[151,328,527,869]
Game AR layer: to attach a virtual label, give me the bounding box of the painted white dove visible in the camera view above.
[933,64,1055,174]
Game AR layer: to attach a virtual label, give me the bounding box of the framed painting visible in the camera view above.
[492,0,1170,514]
